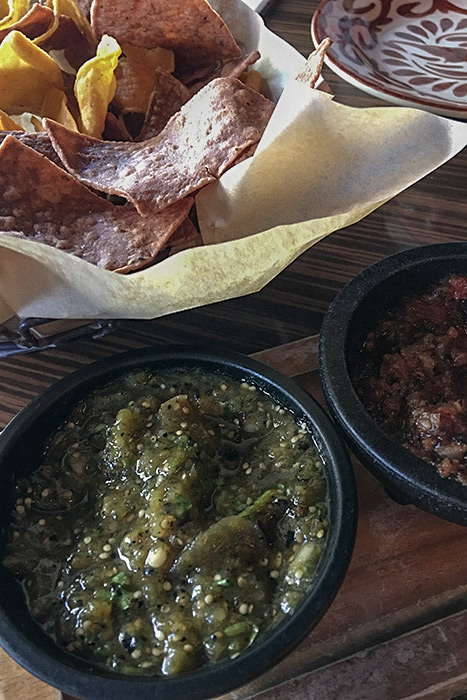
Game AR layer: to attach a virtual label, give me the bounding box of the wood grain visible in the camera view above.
[0,650,59,700]
[252,334,319,375]
[252,609,467,700]
[1,0,467,698]
[1,2,465,362]
[4,337,467,700]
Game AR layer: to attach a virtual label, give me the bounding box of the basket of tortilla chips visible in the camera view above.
[0,0,466,325]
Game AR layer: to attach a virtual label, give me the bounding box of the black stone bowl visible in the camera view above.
[319,242,467,526]
[0,346,356,700]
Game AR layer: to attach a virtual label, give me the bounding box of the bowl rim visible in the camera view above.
[310,0,467,119]
[0,345,357,700]
[319,241,467,523]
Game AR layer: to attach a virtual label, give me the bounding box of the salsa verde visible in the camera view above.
[4,368,329,676]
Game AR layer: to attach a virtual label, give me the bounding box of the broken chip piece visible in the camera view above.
[296,39,333,88]
[113,44,175,115]
[0,135,194,272]
[136,69,190,140]
[184,50,261,96]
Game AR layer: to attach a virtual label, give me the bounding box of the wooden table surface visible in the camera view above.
[1,1,467,699]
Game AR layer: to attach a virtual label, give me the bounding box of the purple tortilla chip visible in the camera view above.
[0,131,63,167]
[104,112,133,141]
[219,51,261,79]
[137,69,190,141]
[184,51,261,96]
[168,216,199,247]
[90,0,241,74]
[296,39,332,89]
[41,13,96,71]
[45,77,275,216]
[0,135,193,273]
[74,0,92,18]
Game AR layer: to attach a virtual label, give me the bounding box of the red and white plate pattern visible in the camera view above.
[312,0,467,118]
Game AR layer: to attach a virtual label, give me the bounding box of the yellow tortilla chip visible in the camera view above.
[0,108,23,130]
[39,0,96,47]
[42,87,78,131]
[0,4,55,44]
[74,34,121,138]
[243,69,262,93]
[32,3,59,45]
[0,0,28,31]
[113,44,175,114]
[0,31,63,114]
[122,44,174,73]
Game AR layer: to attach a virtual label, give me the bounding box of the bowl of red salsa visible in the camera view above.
[319,242,467,526]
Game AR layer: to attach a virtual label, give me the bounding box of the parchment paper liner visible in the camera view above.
[0,0,466,324]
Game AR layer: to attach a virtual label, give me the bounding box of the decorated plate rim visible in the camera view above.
[311,0,467,118]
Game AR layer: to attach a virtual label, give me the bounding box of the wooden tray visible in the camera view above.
[2,335,467,700]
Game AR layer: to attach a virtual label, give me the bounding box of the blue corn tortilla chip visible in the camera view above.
[0,130,64,166]
[136,69,190,141]
[90,0,241,75]
[0,135,193,272]
[45,77,275,216]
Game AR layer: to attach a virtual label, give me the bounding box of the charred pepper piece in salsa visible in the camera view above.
[4,369,329,675]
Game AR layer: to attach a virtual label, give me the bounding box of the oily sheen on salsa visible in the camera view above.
[4,368,329,676]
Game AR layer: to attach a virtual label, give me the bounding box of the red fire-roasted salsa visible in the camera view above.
[352,274,467,484]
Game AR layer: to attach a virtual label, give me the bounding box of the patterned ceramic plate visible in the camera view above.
[311,0,467,118]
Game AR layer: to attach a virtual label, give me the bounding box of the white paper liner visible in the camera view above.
[0,0,466,323]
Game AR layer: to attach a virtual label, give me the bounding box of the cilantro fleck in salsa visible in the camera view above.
[3,368,329,676]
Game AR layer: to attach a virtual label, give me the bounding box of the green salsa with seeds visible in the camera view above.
[4,369,329,676]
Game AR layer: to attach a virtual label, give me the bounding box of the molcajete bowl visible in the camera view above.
[0,346,357,700]
[319,242,467,526]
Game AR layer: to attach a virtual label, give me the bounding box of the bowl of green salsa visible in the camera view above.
[0,347,357,700]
